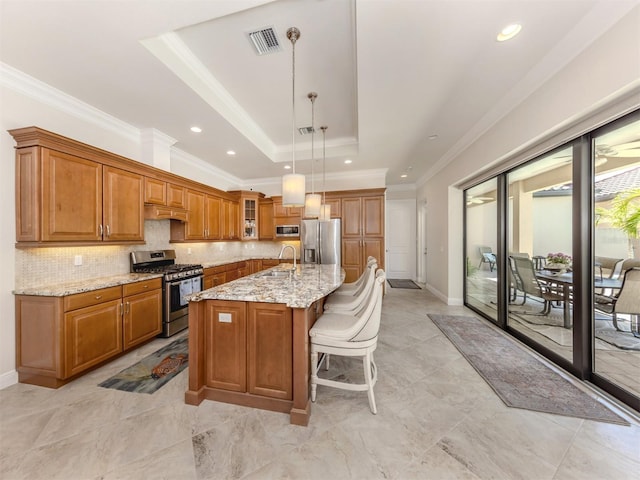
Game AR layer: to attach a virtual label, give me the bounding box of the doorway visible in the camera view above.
[385,198,417,280]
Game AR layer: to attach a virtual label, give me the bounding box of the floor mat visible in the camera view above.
[98,336,188,394]
[428,314,629,425]
[387,279,421,289]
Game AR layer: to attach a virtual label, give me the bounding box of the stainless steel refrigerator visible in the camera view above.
[300,218,341,265]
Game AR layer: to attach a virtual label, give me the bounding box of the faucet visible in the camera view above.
[278,244,297,273]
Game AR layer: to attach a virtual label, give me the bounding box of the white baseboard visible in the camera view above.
[425,283,464,306]
[0,370,18,390]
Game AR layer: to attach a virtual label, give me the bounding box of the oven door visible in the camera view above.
[168,275,203,322]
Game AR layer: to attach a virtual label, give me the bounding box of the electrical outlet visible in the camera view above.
[74,255,83,266]
[187,248,192,255]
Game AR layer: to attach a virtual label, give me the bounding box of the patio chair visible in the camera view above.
[478,246,496,271]
[510,255,564,315]
[595,267,640,336]
[594,256,624,297]
[508,252,531,304]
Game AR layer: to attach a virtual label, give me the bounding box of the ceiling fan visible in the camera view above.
[466,195,493,205]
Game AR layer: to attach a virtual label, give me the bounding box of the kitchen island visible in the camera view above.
[185,263,344,426]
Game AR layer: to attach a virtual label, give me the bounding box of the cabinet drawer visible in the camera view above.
[123,278,162,297]
[204,265,226,276]
[63,286,122,312]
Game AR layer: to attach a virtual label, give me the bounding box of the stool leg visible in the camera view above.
[364,350,377,414]
[310,350,318,402]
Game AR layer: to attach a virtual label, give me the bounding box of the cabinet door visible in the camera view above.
[341,198,362,237]
[185,189,206,240]
[247,303,292,399]
[231,201,240,239]
[364,238,385,270]
[64,299,122,377]
[363,196,384,237]
[103,166,144,241]
[167,183,185,208]
[204,301,246,392]
[342,238,363,283]
[258,202,274,239]
[325,198,341,218]
[41,149,102,242]
[144,178,166,205]
[123,289,162,350]
[205,195,222,240]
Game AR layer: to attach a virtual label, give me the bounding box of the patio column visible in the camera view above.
[511,180,533,255]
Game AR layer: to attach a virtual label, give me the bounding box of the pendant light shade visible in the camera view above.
[319,204,332,222]
[282,173,306,206]
[304,91,321,217]
[282,27,305,207]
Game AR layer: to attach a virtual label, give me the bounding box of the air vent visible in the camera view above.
[248,27,281,55]
[298,126,315,135]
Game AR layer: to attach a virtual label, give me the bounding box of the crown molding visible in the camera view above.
[171,147,244,188]
[0,62,140,142]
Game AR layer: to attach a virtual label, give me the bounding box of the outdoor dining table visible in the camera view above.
[535,270,623,328]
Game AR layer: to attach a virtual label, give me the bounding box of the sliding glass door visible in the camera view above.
[506,148,574,362]
[464,178,498,322]
[592,117,640,400]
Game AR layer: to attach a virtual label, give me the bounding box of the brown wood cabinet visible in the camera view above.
[247,303,292,399]
[144,177,166,205]
[340,191,385,282]
[15,145,144,244]
[15,280,162,388]
[272,197,302,224]
[204,300,247,392]
[122,279,162,350]
[202,300,292,400]
[258,199,274,239]
[203,265,227,289]
[167,183,185,208]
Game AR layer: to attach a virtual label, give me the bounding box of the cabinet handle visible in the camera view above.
[106,224,111,237]
[95,295,102,300]
[99,224,103,236]
[126,302,130,314]
[143,285,148,289]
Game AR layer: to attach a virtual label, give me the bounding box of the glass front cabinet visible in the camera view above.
[235,191,264,241]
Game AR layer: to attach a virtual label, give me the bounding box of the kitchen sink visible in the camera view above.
[258,270,292,278]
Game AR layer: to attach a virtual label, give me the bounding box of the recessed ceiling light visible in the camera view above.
[497,23,522,42]
[344,159,352,164]
[428,134,438,140]
[284,165,291,170]
[190,126,202,133]
[226,150,236,156]
[401,174,408,178]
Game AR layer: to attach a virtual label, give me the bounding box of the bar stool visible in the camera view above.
[332,257,377,296]
[310,269,386,414]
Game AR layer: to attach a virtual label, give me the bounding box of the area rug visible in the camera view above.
[387,279,421,289]
[428,314,629,425]
[98,336,188,394]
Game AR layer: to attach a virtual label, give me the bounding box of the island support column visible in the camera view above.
[290,305,315,426]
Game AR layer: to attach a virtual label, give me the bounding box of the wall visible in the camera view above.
[418,7,640,304]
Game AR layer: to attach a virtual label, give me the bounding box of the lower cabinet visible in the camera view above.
[15,278,162,388]
[342,237,385,283]
[64,298,123,377]
[204,300,292,400]
[122,280,162,350]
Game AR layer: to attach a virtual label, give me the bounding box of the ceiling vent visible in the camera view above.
[247,27,281,55]
[298,126,315,135]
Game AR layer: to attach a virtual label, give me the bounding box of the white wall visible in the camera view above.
[418,6,640,304]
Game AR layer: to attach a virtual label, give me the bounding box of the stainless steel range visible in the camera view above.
[130,250,203,337]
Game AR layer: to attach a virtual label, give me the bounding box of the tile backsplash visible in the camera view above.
[15,220,289,289]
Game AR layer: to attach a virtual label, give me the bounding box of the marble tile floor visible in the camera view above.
[1,286,639,480]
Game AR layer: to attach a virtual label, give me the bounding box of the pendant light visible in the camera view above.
[304,92,321,217]
[281,27,305,207]
[319,125,332,222]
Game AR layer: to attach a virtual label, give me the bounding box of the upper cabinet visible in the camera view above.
[258,199,274,240]
[231,191,265,241]
[15,144,143,244]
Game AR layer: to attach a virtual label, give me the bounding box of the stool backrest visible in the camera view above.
[350,270,386,342]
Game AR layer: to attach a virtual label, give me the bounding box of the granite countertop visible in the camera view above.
[192,263,345,309]
[13,273,163,297]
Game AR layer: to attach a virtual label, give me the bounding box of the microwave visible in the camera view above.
[275,224,300,237]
